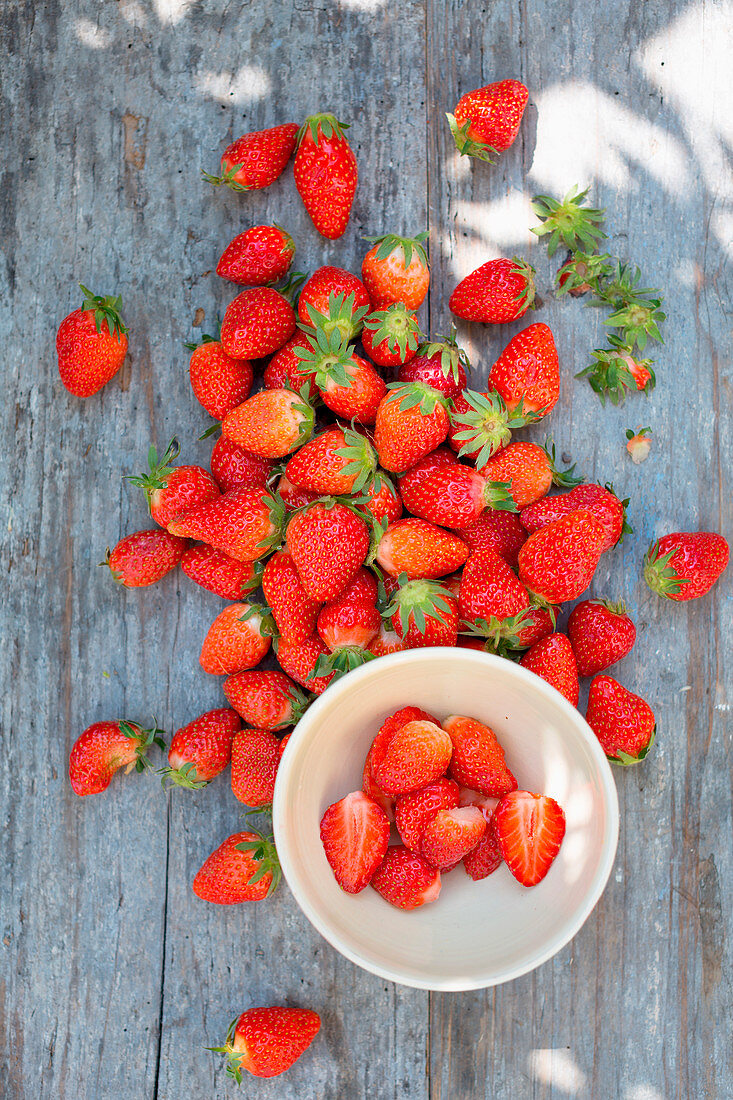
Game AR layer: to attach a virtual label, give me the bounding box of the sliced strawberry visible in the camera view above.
[320,791,390,894]
[395,778,460,851]
[421,805,486,870]
[493,790,566,887]
[443,714,517,797]
[370,845,442,910]
[462,799,503,880]
[373,720,453,795]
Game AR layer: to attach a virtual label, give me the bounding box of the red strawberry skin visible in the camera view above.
[193,831,275,904]
[400,464,488,529]
[57,306,128,397]
[168,487,279,563]
[211,124,298,191]
[181,543,257,600]
[395,778,460,851]
[520,483,627,553]
[220,287,296,359]
[264,332,319,397]
[457,510,526,567]
[421,805,486,870]
[463,808,503,880]
[285,501,370,602]
[373,720,453,795]
[216,225,294,286]
[398,348,467,399]
[276,634,334,695]
[231,728,282,806]
[209,437,273,494]
[586,675,656,762]
[374,388,450,473]
[320,791,390,893]
[487,323,560,418]
[443,714,517,797]
[298,266,370,329]
[262,550,321,645]
[69,721,148,796]
[449,258,534,324]
[228,1006,320,1079]
[458,547,529,625]
[362,707,437,818]
[520,633,580,707]
[478,441,553,510]
[376,518,469,579]
[494,791,566,887]
[567,600,636,677]
[517,509,606,604]
[146,464,221,532]
[453,79,529,154]
[106,529,187,587]
[644,532,729,601]
[199,603,271,676]
[189,340,253,421]
[224,669,305,729]
[294,115,357,240]
[370,845,442,910]
[166,708,241,784]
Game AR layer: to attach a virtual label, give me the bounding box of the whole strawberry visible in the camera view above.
[160,708,241,789]
[374,383,450,472]
[375,518,469,579]
[104,529,187,587]
[296,334,387,424]
[567,599,636,677]
[199,602,272,675]
[57,285,128,397]
[361,302,421,367]
[458,546,529,626]
[187,336,253,421]
[520,482,630,553]
[398,330,469,399]
[128,439,220,530]
[169,487,283,563]
[211,1006,320,1082]
[297,266,370,340]
[193,830,280,904]
[180,543,258,601]
[586,675,656,764]
[202,123,298,191]
[443,715,517,797]
[400,463,514,529]
[448,389,527,467]
[285,499,371,601]
[231,727,282,806]
[220,287,296,359]
[447,79,529,160]
[209,437,274,493]
[644,532,729,601]
[69,720,165,796]
[386,578,460,648]
[480,440,579,510]
[222,388,314,458]
[487,323,560,419]
[518,509,607,604]
[284,426,378,497]
[216,224,294,285]
[520,633,579,706]
[361,232,430,309]
[293,114,357,239]
[262,550,321,644]
[224,669,309,729]
[449,258,535,324]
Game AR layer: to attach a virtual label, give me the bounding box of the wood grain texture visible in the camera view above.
[0,0,730,1097]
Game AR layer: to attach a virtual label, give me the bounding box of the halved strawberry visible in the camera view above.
[493,791,566,886]
[443,714,517,797]
[373,720,452,795]
[421,806,486,870]
[370,845,442,910]
[463,810,503,880]
[320,791,390,893]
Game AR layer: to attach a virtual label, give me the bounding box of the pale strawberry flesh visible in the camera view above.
[493,791,566,887]
[320,791,390,893]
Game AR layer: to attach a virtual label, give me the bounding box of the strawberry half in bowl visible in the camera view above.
[272,648,619,991]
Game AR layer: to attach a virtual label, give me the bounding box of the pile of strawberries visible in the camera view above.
[322,706,566,910]
[57,79,729,1081]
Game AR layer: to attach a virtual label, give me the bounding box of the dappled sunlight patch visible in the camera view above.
[153,0,200,25]
[528,1048,587,1095]
[118,0,148,25]
[74,18,113,49]
[441,192,536,277]
[334,0,388,10]
[195,65,272,105]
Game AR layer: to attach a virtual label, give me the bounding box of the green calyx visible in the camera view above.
[603,481,633,540]
[239,601,279,639]
[363,231,429,269]
[531,186,606,257]
[576,336,655,406]
[312,647,376,681]
[643,541,689,598]
[79,284,128,342]
[556,251,613,297]
[509,257,537,313]
[592,597,630,617]
[201,162,250,192]
[363,302,421,358]
[158,762,208,791]
[384,575,455,637]
[482,480,519,513]
[597,263,665,352]
[334,425,379,494]
[253,490,287,556]
[460,609,547,656]
[626,426,652,442]
[450,388,526,469]
[206,1017,247,1084]
[118,720,167,773]
[277,270,307,306]
[183,330,220,351]
[298,112,350,145]
[542,438,583,489]
[300,290,368,342]
[295,325,357,389]
[126,438,179,501]
[234,827,282,896]
[385,380,448,416]
[609,726,656,766]
[417,323,471,382]
[445,113,499,163]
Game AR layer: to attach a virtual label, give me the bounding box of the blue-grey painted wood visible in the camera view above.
[0,0,729,1097]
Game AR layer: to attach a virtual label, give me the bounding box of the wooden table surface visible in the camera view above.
[2,0,730,1096]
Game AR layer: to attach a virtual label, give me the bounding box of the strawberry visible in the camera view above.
[181,543,258,600]
[284,426,377,496]
[456,510,526,567]
[458,547,529,626]
[192,830,280,904]
[231,728,282,806]
[187,336,253,421]
[203,123,298,191]
[376,518,469,579]
[370,845,442,910]
[644,532,729,601]
[320,791,390,892]
[360,473,403,526]
[128,439,220,530]
[220,287,296,359]
[395,777,460,851]
[626,426,652,464]
[397,444,459,487]
[373,719,452,795]
[297,267,370,340]
[199,602,272,675]
[293,114,357,239]
[285,499,371,601]
[222,387,314,458]
[567,599,636,676]
[160,708,240,789]
[275,634,334,695]
[296,333,386,424]
[398,329,469,398]
[57,285,128,397]
[224,669,309,729]
[556,250,613,298]
[520,633,579,706]
[577,335,655,405]
[421,806,486,870]
[463,603,556,656]
[361,706,436,816]
[374,383,450,472]
[104,529,187,587]
[212,1007,320,1082]
[262,550,321,644]
[216,224,294,286]
[494,791,566,886]
[361,233,430,309]
[586,675,656,763]
[448,389,527,467]
[277,472,319,511]
[399,463,513,529]
[169,487,282,563]
[447,79,529,160]
[520,482,630,553]
[263,332,319,397]
[387,578,460,648]
[479,441,580,510]
[518,509,608,605]
[367,623,408,658]
[449,258,535,324]
[461,799,503,880]
[209,437,273,493]
[361,302,421,367]
[487,323,560,419]
[443,715,517,797]
[317,571,380,655]
[69,720,165,796]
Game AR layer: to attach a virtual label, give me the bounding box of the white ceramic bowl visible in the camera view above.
[273,648,619,991]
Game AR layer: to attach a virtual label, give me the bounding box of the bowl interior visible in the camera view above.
[273,649,619,991]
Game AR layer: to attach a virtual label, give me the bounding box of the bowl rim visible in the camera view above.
[272,647,620,991]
